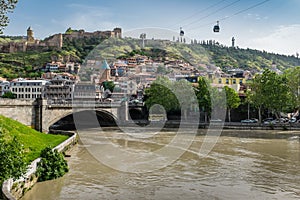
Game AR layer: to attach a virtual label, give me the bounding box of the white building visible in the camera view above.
[10,79,48,99]
[0,81,10,96]
[42,76,75,103]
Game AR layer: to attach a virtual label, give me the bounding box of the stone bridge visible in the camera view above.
[0,99,126,132]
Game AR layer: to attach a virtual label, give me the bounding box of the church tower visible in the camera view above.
[27,27,35,43]
[99,60,111,83]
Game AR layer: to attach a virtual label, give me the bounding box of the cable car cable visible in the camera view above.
[183,0,241,28]
[168,0,227,29]
[186,0,271,32]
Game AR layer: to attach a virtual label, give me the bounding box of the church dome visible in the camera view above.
[101,60,110,70]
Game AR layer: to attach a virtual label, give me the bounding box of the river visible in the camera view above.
[22,129,300,200]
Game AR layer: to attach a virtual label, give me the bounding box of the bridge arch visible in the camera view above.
[43,108,118,131]
[48,109,117,131]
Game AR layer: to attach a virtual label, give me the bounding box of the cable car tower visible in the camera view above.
[140,33,146,48]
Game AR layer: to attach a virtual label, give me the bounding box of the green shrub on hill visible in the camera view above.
[0,132,27,184]
[36,147,69,182]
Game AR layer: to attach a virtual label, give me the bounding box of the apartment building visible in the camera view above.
[10,79,48,99]
[42,76,75,103]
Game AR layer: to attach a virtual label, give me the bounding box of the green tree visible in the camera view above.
[249,69,293,123]
[0,0,18,34]
[102,81,115,92]
[284,66,300,110]
[145,76,179,113]
[224,86,241,122]
[0,128,27,184]
[65,27,73,34]
[36,147,69,182]
[248,73,265,123]
[173,79,197,120]
[2,91,16,99]
[195,77,211,122]
[145,77,196,120]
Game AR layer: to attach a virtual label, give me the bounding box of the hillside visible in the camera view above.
[0,36,300,79]
[0,115,68,162]
[87,37,300,72]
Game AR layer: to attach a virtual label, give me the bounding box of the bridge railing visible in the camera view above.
[46,99,122,108]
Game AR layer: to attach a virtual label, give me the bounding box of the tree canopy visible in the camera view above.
[145,76,180,113]
[284,66,300,110]
[248,69,293,123]
[224,86,241,122]
[0,128,27,184]
[0,0,18,34]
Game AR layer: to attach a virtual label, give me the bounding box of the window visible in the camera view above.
[218,79,222,84]
[233,79,236,84]
[226,79,229,84]
[239,79,243,84]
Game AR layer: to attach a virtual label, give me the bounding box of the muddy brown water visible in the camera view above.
[22,129,300,200]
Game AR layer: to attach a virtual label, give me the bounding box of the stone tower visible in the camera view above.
[58,33,63,48]
[232,37,235,48]
[113,28,122,38]
[27,27,35,43]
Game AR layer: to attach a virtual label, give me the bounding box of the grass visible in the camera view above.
[0,115,69,162]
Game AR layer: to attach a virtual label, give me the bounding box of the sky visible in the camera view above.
[3,0,300,56]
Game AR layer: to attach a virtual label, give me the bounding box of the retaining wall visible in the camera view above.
[1,132,77,200]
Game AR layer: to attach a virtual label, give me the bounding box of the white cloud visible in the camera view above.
[52,3,119,32]
[244,13,268,21]
[245,24,300,55]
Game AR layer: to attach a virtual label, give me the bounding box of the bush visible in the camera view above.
[0,132,27,184]
[36,147,69,182]
[1,91,16,99]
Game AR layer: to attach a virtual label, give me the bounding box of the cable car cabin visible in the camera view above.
[180,27,184,36]
[180,30,185,36]
[213,21,220,33]
[213,25,220,32]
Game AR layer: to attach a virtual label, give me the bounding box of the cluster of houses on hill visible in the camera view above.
[0,53,252,103]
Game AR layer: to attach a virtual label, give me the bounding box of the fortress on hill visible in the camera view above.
[0,27,122,53]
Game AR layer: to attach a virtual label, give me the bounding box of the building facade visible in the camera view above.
[42,76,75,103]
[10,79,48,99]
[0,81,10,96]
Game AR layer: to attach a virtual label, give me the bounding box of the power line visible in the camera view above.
[187,0,271,32]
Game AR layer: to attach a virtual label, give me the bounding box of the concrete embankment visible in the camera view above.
[1,131,77,200]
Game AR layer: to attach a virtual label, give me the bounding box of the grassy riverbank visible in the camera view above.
[0,115,69,162]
